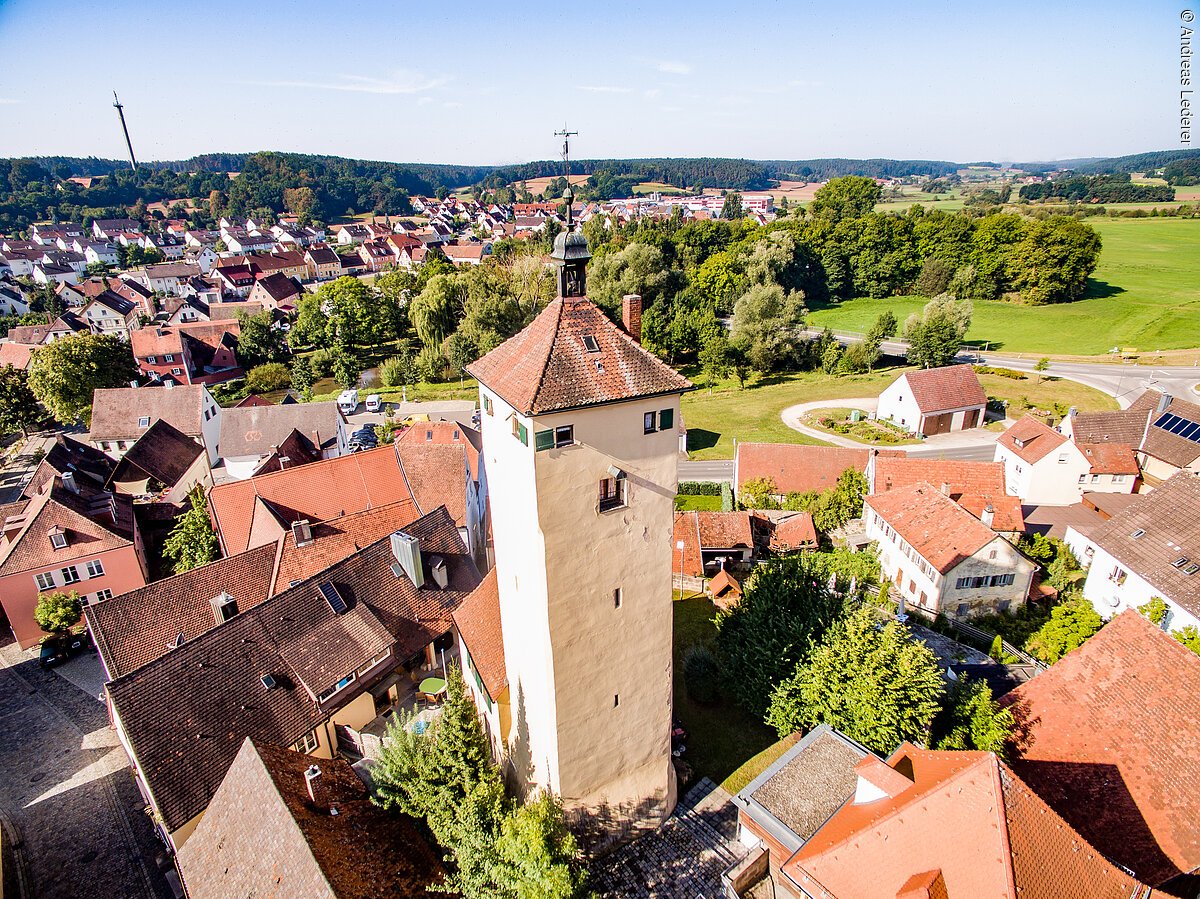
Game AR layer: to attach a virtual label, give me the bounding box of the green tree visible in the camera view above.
[698,332,733,393]
[1137,596,1169,626]
[1009,216,1102,305]
[809,176,883,222]
[0,364,43,437]
[316,276,395,347]
[163,488,219,574]
[33,590,82,634]
[715,554,848,718]
[585,243,672,314]
[411,273,466,349]
[290,355,314,398]
[864,309,897,368]
[234,309,286,367]
[1173,625,1200,655]
[721,191,744,220]
[1034,357,1050,384]
[766,606,944,754]
[330,346,362,389]
[903,294,972,369]
[930,678,1014,756]
[443,331,479,386]
[245,362,290,394]
[492,793,586,897]
[28,333,138,425]
[729,283,806,373]
[738,476,780,511]
[379,350,418,388]
[1025,597,1103,664]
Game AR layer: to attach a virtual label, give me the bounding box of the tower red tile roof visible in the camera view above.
[900,364,986,414]
[1002,609,1200,887]
[465,296,691,415]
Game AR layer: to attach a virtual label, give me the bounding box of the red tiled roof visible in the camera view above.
[453,569,506,700]
[673,511,753,577]
[1002,610,1200,887]
[466,295,691,415]
[772,512,817,549]
[0,342,34,370]
[870,457,1023,532]
[865,482,999,574]
[996,415,1068,464]
[737,444,896,497]
[900,364,986,414]
[131,326,184,358]
[393,421,483,480]
[1078,441,1139,475]
[783,746,1144,899]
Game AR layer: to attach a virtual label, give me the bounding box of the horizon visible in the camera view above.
[0,0,1188,165]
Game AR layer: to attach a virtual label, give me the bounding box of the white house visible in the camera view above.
[996,415,1138,505]
[876,364,986,436]
[865,481,1036,618]
[1064,472,1200,631]
[0,283,29,316]
[131,262,201,296]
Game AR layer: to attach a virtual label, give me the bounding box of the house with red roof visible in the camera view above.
[672,510,757,577]
[868,453,1025,536]
[730,724,1151,899]
[865,481,1036,617]
[1001,609,1200,894]
[876,364,986,436]
[996,414,1137,505]
[734,444,898,505]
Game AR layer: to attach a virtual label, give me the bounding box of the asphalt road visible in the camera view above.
[679,459,734,482]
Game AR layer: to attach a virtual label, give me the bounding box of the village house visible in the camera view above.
[768,512,818,553]
[734,443,895,505]
[1001,609,1200,893]
[876,364,987,435]
[865,481,1036,617]
[106,419,212,504]
[730,725,1149,899]
[246,272,304,310]
[216,401,347,479]
[108,277,156,318]
[867,454,1025,536]
[128,261,201,295]
[0,281,29,316]
[176,739,446,898]
[304,246,342,281]
[100,507,479,852]
[672,510,757,578]
[92,218,141,239]
[210,263,257,297]
[1063,471,1200,630]
[88,384,222,463]
[0,474,148,648]
[81,291,142,340]
[441,243,489,266]
[129,321,242,386]
[995,414,1137,505]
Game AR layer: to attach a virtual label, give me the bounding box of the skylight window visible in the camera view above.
[1187,564,1200,576]
[138,416,150,428]
[1130,529,1145,539]
[1172,557,1190,569]
[581,335,601,353]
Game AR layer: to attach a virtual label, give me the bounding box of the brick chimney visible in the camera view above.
[621,294,643,344]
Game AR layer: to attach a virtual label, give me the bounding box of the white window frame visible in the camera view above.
[297,729,319,753]
[49,532,67,549]
[94,588,113,602]
[35,571,55,591]
[86,559,104,578]
[60,565,80,585]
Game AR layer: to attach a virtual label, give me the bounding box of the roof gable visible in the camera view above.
[900,364,986,414]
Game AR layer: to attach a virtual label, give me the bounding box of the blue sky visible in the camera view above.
[0,0,1185,165]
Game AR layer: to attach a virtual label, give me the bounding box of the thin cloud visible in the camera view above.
[656,60,692,75]
[417,96,434,106]
[250,70,445,95]
[579,85,633,94]
[0,98,20,104]
[644,88,662,99]
[788,78,824,88]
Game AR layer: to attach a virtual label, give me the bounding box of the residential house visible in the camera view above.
[88,384,222,463]
[1063,389,1200,487]
[6,323,53,345]
[865,481,1036,617]
[734,443,896,504]
[207,441,484,562]
[106,419,212,504]
[356,240,395,272]
[454,569,508,758]
[996,415,1136,505]
[876,364,987,435]
[304,246,342,281]
[229,250,312,282]
[81,291,141,340]
[82,241,119,266]
[0,475,148,648]
[129,262,201,295]
[732,725,1149,899]
[130,321,242,386]
[0,343,35,370]
[32,222,85,241]
[102,507,480,851]
[211,263,257,297]
[22,433,116,499]
[108,278,156,318]
[184,245,219,274]
[868,454,1025,535]
[176,739,446,898]
[0,281,29,316]
[672,511,757,578]
[217,401,347,479]
[392,420,486,491]
[247,272,304,310]
[768,512,818,553]
[92,218,141,239]
[442,243,489,266]
[1001,609,1200,894]
[1063,471,1200,630]
[334,223,372,246]
[32,261,79,286]
[45,312,88,341]
[223,232,275,255]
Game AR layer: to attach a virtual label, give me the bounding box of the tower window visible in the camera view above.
[512,417,528,446]
[613,587,622,609]
[644,411,657,434]
[613,694,620,708]
[598,475,626,513]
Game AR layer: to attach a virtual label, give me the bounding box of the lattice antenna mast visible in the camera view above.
[554,125,578,227]
[113,91,138,171]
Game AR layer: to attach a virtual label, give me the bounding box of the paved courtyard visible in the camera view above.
[0,639,173,899]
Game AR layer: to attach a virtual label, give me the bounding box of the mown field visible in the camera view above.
[808,217,1200,355]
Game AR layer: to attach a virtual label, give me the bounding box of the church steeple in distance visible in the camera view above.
[550,126,589,298]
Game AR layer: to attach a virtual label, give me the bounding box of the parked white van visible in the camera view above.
[337,390,359,414]
[365,394,382,413]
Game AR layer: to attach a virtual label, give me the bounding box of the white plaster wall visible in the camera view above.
[1075,538,1200,631]
[995,443,1089,505]
[876,377,923,431]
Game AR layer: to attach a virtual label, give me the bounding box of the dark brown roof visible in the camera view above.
[218,402,342,458]
[252,272,303,303]
[89,385,211,440]
[453,568,506,700]
[251,428,322,476]
[900,364,986,414]
[1081,471,1200,615]
[106,507,479,832]
[466,295,691,414]
[107,419,204,492]
[23,433,115,498]
[1003,610,1200,887]
[177,739,445,898]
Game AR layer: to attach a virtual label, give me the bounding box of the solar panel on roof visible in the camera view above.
[1183,421,1200,440]
[1154,412,1200,445]
[318,581,347,614]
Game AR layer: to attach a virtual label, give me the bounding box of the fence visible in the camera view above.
[939,617,1047,670]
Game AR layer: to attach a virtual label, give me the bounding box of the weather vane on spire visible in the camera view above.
[554,125,578,227]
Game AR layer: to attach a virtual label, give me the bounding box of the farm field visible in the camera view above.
[808,217,1200,355]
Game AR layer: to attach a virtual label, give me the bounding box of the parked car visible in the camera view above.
[337,389,359,415]
[38,630,93,668]
[365,394,382,413]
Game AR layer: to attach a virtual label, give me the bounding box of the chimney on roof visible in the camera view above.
[61,470,78,494]
[939,482,951,496]
[292,519,313,547]
[428,555,448,589]
[1158,392,1173,414]
[210,591,238,624]
[1068,406,1078,419]
[982,504,995,528]
[391,531,424,589]
[622,294,643,344]
[304,764,322,806]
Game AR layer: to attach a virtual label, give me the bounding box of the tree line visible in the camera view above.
[1018,173,1175,203]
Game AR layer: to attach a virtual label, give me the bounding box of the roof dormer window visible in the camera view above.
[48,527,67,549]
[582,335,600,353]
[138,416,150,428]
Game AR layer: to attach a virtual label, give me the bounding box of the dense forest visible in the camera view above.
[1013,148,1200,175]
[1018,173,1176,203]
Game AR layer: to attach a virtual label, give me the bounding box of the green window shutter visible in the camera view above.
[534,429,554,451]
[517,423,528,446]
[659,408,674,431]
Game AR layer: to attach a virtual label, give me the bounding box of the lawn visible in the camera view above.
[675,494,723,511]
[673,594,777,790]
[977,372,1118,420]
[807,217,1200,355]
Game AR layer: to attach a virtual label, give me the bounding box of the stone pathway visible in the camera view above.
[591,778,745,898]
[0,640,173,899]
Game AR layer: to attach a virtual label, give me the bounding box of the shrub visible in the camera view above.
[245,362,291,394]
[34,591,82,634]
[682,644,721,704]
[309,348,334,377]
[678,481,722,496]
[974,364,1026,380]
[379,353,416,388]
[1025,597,1103,664]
